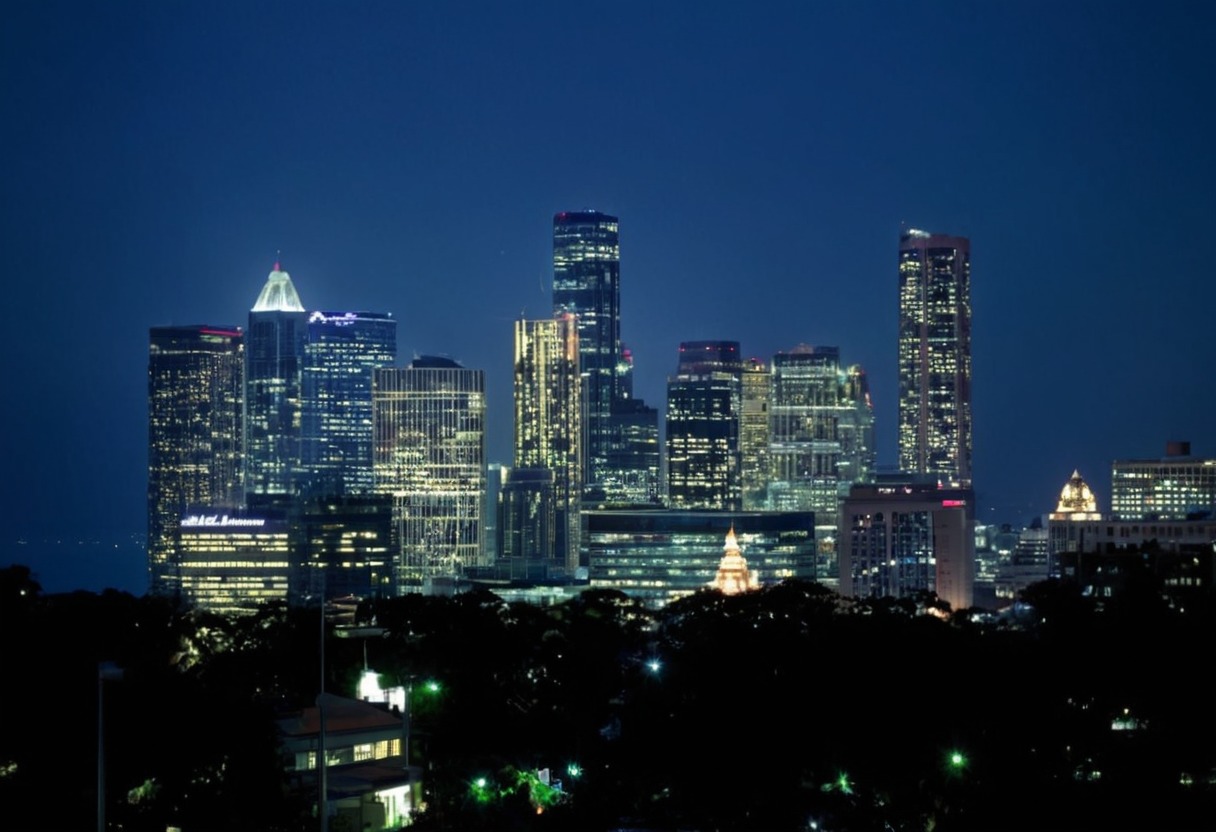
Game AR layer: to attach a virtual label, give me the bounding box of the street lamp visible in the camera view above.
[97,661,123,832]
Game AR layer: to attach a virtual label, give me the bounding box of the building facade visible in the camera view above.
[665,341,744,511]
[513,315,583,573]
[585,509,816,608]
[176,511,292,614]
[897,229,972,486]
[840,479,975,611]
[740,357,772,510]
[373,357,486,594]
[147,325,245,597]
[300,311,397,497]
[246,262,308,496]
[553,210,620,497]
[1110,442,1216,521]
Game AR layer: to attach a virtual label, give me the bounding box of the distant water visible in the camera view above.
[3,535,148,596]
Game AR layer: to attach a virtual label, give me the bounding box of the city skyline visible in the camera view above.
[4,3,1214,594]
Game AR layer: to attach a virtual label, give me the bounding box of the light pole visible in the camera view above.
[97,661,123,832]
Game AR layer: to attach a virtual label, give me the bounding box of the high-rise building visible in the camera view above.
[665,341,743,511]
[246,262,308,496]
[897,229,972,485]
[602,399,661,506]
[768,345,875,575]
[840,478,975,611]
[740,358,772,510]
[553,210,620,497]
[513,315,582,573]
[373,357,486,594]
[1110,441,1216,521]
[147,325,245,597]
[300,311,397,497]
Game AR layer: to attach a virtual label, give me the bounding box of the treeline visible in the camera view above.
[1,564,1213,831]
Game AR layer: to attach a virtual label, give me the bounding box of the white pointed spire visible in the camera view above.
[251,261,305,312]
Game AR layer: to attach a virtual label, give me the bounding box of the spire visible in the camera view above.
[712,525,757,595]
[251,260,305,313]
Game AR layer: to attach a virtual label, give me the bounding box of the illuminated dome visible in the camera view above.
[1056,470,1098,513]
[251,261,305,312]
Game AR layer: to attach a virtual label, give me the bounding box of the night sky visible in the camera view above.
[4,1,1214,594]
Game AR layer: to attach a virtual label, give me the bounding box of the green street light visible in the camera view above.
[566,763,582,779]
[949,750,966,770]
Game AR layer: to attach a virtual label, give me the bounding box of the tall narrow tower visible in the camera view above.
[665,340,744,511]
[147,325,244,597]
[246,262,308,496]
[553,210,620,496]
[513,314,583,573]
[897,229,972,485]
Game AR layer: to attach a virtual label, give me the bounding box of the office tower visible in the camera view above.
[768,346,845,515]
[768,346,875,574]
[898,229,972,485]
[147,325,245,597]
[246,261,308,496]
[839,364,876,485]
[498,467,557,580]
[740,358,771,510]
[602,399,661,505]
[513,314,582,573]
[596,341,662,505]
[373,357,486,594]
[484,462,508,563]
[840,478,975,611]
[300,311,397,497]
[176,510,291,614]
[553,210,620,496]
[290,494,395,603]
[665,341,743,511]
[1110,441,1216,521]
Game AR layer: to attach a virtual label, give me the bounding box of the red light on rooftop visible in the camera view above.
[941,499,966,507]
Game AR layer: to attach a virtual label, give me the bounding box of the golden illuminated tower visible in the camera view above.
[513,314,582,574]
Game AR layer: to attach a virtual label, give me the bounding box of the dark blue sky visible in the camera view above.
[4,1,1214,593]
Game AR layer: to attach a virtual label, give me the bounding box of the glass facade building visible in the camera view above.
[373,357,486,594]
[585,509,816,608]
[513,315,583,572]
[301,311,397,497]
[147,325,244,597]
[897,230,972,486]
[768,346,875,576]
[553,210,620,496]
[740,357,772,510]
[665,341,743,511]
[246,262,308,496]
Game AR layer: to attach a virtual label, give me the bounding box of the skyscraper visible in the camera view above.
[300,311,397,496]
[246,262,308,496]
[768,345,874,575]
[513,314,582,573]
[665,341,743,511]
[897,229,972,485]
[147,325,244,597]
[373,357,486,594]
[739,357,772,510]
[553,210,620,496]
